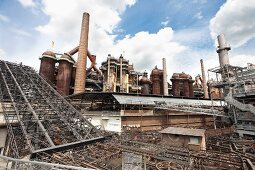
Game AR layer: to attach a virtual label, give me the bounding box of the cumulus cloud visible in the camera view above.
[35,0,186,77]
[111,28,186,73]
[17,0,36,8]
[210,0,255,48]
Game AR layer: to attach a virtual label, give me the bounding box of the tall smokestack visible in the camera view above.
[217,34,230,67]
[163,58,168,96]
[74,12,90,94]
[200,59,209,99]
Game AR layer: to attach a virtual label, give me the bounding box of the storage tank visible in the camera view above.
[39,50,57,84]
[56,53,75,96]
[150,66,161,95]
[139,72,151,95]
[171,73,180,96]
[171,73,194,97]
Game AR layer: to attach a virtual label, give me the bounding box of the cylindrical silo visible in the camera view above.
[56,53,75,96]
[39,50,57,85]
[150,66,161,95]
[171,73,180,97]
[140,72,151,95]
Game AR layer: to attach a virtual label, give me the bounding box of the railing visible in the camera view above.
[225,92,255,114]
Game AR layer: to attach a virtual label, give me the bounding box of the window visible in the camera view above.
[189,136,199,144]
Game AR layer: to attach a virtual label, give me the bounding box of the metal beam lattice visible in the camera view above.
[0,60,102,157]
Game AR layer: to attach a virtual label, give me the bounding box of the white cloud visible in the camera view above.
[17,0,36,8]
[0,14,10,22]
[35,0,186,77]
[210,0,255,48]
[194,12,203,20]
[111,27,186,74]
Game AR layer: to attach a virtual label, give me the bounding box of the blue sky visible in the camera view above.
[0,0,254,80]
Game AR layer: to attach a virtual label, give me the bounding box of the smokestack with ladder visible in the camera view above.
[200,59,209,99]
[217,34,231,67]
[74,12,90,94]
[163,58,168,96]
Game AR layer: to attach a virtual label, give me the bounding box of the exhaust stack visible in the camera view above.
[163,58,168,96]
[74,12,90,94]
[200,59,209,99]
[217,34,230,67]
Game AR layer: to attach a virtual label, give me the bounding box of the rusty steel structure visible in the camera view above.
[150,66,162,95]
[0,60,103,158]
[74,12,90,94]
[39,51,57,85]
[139,72,151,95]
[171,73,194,97]
[56,48,76,95]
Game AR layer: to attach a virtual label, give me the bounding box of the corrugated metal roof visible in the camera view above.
[112,94,222,106]
[159,127,205,136]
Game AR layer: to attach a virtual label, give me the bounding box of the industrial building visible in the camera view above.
[0,12,255,170]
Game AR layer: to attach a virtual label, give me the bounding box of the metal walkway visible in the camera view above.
[0,60,103,158]
[225,92,255,114]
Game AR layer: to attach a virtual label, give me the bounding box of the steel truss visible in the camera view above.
[0,60,103,158]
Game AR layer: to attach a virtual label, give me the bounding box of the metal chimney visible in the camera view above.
[217,34,230,67]
[163,58,168,96]
[200,59,209,99]
[74,12,90,94]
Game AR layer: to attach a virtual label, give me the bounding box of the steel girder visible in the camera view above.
[0,60,103,157]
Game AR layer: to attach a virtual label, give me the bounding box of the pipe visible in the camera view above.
[119,54,123,92]
[70,46,101,75]
[74,12,90,94]
[107,54,111,90]
[217,34,230,67]
[126,73,129,93]
[162,58,168,96]
[200,59,209,98]
[67,46,79,56]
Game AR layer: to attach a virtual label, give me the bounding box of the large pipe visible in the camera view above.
[126,73,129,93]
[217,34,230,67]
[67,46,79,56]
[162,58,168,96]
[119,55,123,92]
[74,12,90,94]
[107,54,111,89]
[200,59,209,98]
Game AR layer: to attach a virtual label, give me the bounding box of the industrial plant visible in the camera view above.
[0,12,255,170]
